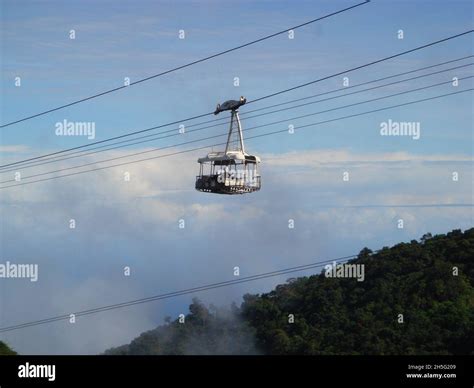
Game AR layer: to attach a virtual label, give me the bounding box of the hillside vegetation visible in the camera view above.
[0,341,17,355]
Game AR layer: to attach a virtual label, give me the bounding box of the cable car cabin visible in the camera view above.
[196,96,261,195]
[196,151,261,194]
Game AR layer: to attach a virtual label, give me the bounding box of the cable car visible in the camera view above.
[196,96,261,194]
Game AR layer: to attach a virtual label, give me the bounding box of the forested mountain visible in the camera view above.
[105,228,474,355]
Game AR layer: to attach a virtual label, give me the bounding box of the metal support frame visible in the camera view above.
[224,110,245,154]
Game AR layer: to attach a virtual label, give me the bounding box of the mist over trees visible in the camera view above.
[105,301,259,355]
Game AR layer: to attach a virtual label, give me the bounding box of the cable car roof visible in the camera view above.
[214,96,247,115]
[198,150,261,163]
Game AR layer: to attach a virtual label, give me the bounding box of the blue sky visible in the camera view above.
[0,0,473,354]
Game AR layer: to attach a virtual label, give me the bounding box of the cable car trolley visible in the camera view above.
[195,96,261,194]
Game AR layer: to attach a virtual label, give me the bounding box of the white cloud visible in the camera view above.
[263,149,473,166]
